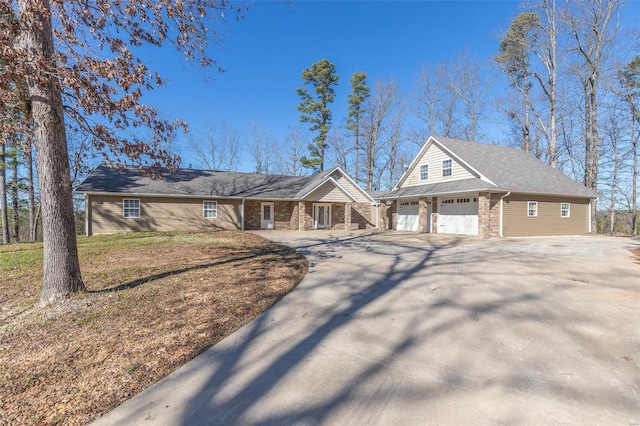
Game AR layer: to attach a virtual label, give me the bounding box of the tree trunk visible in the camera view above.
[19,0,85,304]
[632,107,638,236]
[0,143,9,244]
[27,146,37,242]
[10,142,19,242]
[609,136,618,236]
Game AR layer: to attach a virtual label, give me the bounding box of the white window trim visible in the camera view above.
[203,200,218,219]
[527,201,538,217]
[420,164,429,181]
[123,198,140,219]
[442,159,452,177]
[561,202,570,218]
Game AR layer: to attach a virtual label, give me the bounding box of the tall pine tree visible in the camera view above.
[347,72,369,183]
[297,59,339,172]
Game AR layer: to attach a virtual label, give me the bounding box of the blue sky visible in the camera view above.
[137,0,639,171]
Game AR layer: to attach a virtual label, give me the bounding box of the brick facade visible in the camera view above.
[478,192,501,238]
[244,200,297,230]
[351,202,375,229]
[431,197,438,234]
[418,197,428,233]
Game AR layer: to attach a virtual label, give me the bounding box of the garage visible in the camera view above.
[438,196,478,235]
[397,199,419,231]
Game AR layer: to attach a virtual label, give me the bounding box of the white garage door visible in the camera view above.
[398,200,419,232]
[439,197,478,235]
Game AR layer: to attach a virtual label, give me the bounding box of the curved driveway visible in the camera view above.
[93,231,640,425]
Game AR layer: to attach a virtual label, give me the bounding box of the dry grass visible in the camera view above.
[631,248,640,265]
[0,230,307,425]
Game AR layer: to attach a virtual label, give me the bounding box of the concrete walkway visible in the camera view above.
[92,231,640,425]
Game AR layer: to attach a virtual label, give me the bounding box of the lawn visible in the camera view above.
[0,230,308,425]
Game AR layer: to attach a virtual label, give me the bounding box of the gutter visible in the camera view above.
[499,191,511,238]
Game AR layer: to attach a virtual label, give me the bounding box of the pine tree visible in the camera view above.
[346,72,369,183]
[297,59,339,172]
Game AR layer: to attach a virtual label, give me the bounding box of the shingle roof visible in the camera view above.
[388,178,498,199]
[76,164,315,199]
[389,136,598,199]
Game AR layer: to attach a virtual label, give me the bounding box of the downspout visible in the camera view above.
[241,198,245,231]
[85,193,89,236]
[589,197,598,234]
[499,191,511,238]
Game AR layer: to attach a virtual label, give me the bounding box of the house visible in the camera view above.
[76,165,377,235]
[381,136,599,238]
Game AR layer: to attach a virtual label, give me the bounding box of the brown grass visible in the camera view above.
[631,248,640,265]
[0,230,307,425]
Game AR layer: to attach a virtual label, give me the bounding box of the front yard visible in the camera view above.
[0,231,307,425]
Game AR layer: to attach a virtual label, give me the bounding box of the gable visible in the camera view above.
[329,171,371,203]
[401,142,475,188]
[304,180,355,202]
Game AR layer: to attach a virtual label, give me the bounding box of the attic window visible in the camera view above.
[442,159,452,177]
[420,164,429,180]
[123,199,140,218]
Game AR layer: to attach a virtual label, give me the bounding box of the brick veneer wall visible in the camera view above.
[431,197,438,233]
[351,202,375,229]
[478,192,501,238]
[391,200,398,230]
[418,198,428,233]
[330,203,346,230]
[244,200,296,230]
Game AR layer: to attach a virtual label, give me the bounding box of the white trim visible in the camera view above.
[393,136,497,190]
[560,202,571,218]
[203,200,218,219]
[261,202,275,229]
[527,201,538,217]
[332,167,376,202]
[297,175,359,202]
[313,203,332,229]
[123,198,140,219]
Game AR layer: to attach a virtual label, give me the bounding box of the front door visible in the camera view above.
[261,202,274,229]
[313,204,331,229]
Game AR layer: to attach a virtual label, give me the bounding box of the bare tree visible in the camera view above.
[248,121,274,174]
[327,129,352,174]
[274,127,308,176]
[187,121,242,171]
[414,63,459,138]
[449,52,492,141]
[565,0,622,232]
[362,79,399,191]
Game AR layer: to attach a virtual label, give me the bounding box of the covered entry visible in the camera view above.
[438,196,478,235]
[397,199,419,232]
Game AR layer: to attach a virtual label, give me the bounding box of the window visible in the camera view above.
[457,198,471,203]
[561,202,570,218]
[203,201,218,219]
[442,159,452,177]
[527,201,538,217]
[442,199,454,204]
[420,164,429,180]
[123,199,140,218]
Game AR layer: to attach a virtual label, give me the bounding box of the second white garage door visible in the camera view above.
[439,197,478,235]
[397,200,419,232]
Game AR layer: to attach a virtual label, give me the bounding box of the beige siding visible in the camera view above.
[330,172,371,203]
[502,194,589,237]
[305,181,352,202]
[88,195,241,235]
[402,143,475,187]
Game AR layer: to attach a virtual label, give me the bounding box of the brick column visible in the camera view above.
[431,197,438,234]
[391,200,398,230]
[345,202,352,230]
[478,193,490,239]
[298,201,306,230]
[418,197,428,233]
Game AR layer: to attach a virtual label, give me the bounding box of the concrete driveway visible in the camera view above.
[93,231,640,425]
